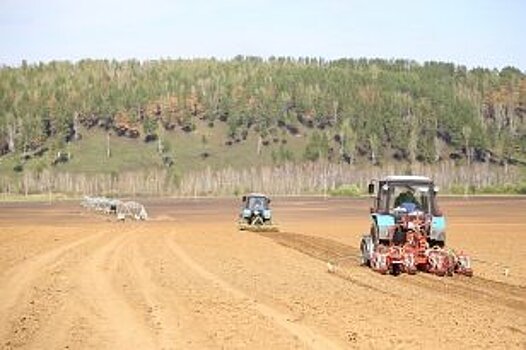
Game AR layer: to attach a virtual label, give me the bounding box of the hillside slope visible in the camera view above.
[0,57,525,194]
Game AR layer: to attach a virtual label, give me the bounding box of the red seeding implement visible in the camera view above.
[360,176,473,277]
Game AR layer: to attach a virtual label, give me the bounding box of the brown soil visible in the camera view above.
[0,197,524,349]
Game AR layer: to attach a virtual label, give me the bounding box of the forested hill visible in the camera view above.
[0,57,525,177]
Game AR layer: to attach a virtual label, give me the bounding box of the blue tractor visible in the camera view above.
[238,193,278,232]
[360,176,472,276]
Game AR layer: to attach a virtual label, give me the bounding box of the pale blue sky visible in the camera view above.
[1,0,524,70]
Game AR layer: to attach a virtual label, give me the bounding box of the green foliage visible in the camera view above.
[0,57,524,170]
[56,130,163,173]
[13,163,23,173]
[449,182,526,195]
[164,167,182,189]
[271,145,295,164]
[304,131,329,161]
[329,184,363,197]
[143,118,158,135]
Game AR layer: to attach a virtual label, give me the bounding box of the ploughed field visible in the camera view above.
[0,197,524,349]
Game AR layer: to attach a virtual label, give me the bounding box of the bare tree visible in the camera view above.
[106,132,111,158]
[462,125,472,165]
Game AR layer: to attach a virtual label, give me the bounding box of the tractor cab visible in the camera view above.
[369,175,440,218]
[239,193,273,227]
[366,176,444,246]
[243,194,270,211]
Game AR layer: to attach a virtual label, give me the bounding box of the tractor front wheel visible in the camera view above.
[360,238,371,267]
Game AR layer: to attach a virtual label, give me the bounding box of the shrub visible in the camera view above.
[329,184,363,197]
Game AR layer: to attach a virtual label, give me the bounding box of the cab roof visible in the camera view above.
[382,175,432,183]
[244,193,269,198]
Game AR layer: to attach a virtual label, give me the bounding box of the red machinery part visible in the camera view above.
[454,252,474,277]
[372,245,389,274]
[369,229,473,277]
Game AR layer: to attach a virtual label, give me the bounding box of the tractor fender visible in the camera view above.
[430,216,446,243]
[372,214,395,241]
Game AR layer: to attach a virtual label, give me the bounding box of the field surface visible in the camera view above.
[0,197,524,349]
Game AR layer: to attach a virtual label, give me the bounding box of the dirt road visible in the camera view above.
[0,197,524,349]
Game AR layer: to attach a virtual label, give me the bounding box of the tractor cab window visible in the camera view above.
[388,184,435,214]
[416,187,433,214]
[247,197,268,210]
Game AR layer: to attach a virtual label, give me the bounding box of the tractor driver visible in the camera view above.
[394,190,419,212]
[251,197,264,210]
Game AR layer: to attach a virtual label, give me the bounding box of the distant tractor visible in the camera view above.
[360,175,472,276]
[238,193,278,232]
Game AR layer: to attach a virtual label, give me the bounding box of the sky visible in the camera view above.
[1,0,525,70]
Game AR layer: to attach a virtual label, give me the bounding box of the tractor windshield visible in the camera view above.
[247,196,268,210]
[378,182,438,215]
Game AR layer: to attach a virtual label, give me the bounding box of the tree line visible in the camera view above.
[0,56,525,171]
[1,161,522,198]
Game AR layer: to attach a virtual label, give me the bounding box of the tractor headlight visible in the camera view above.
[263,210,271,219]
[243,209,251,218]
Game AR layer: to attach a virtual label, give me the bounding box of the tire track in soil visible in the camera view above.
[0,231,104,314]
[261,231,525,312]
[11,227,175,350]
[122,231,184,349]
[401,274,526,312]
[0,231,106,348]
[164,236,342,350]
[72,230,158,350]
[259,231,397,296]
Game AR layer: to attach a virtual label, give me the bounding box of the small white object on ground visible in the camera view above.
[327,261,336,273]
